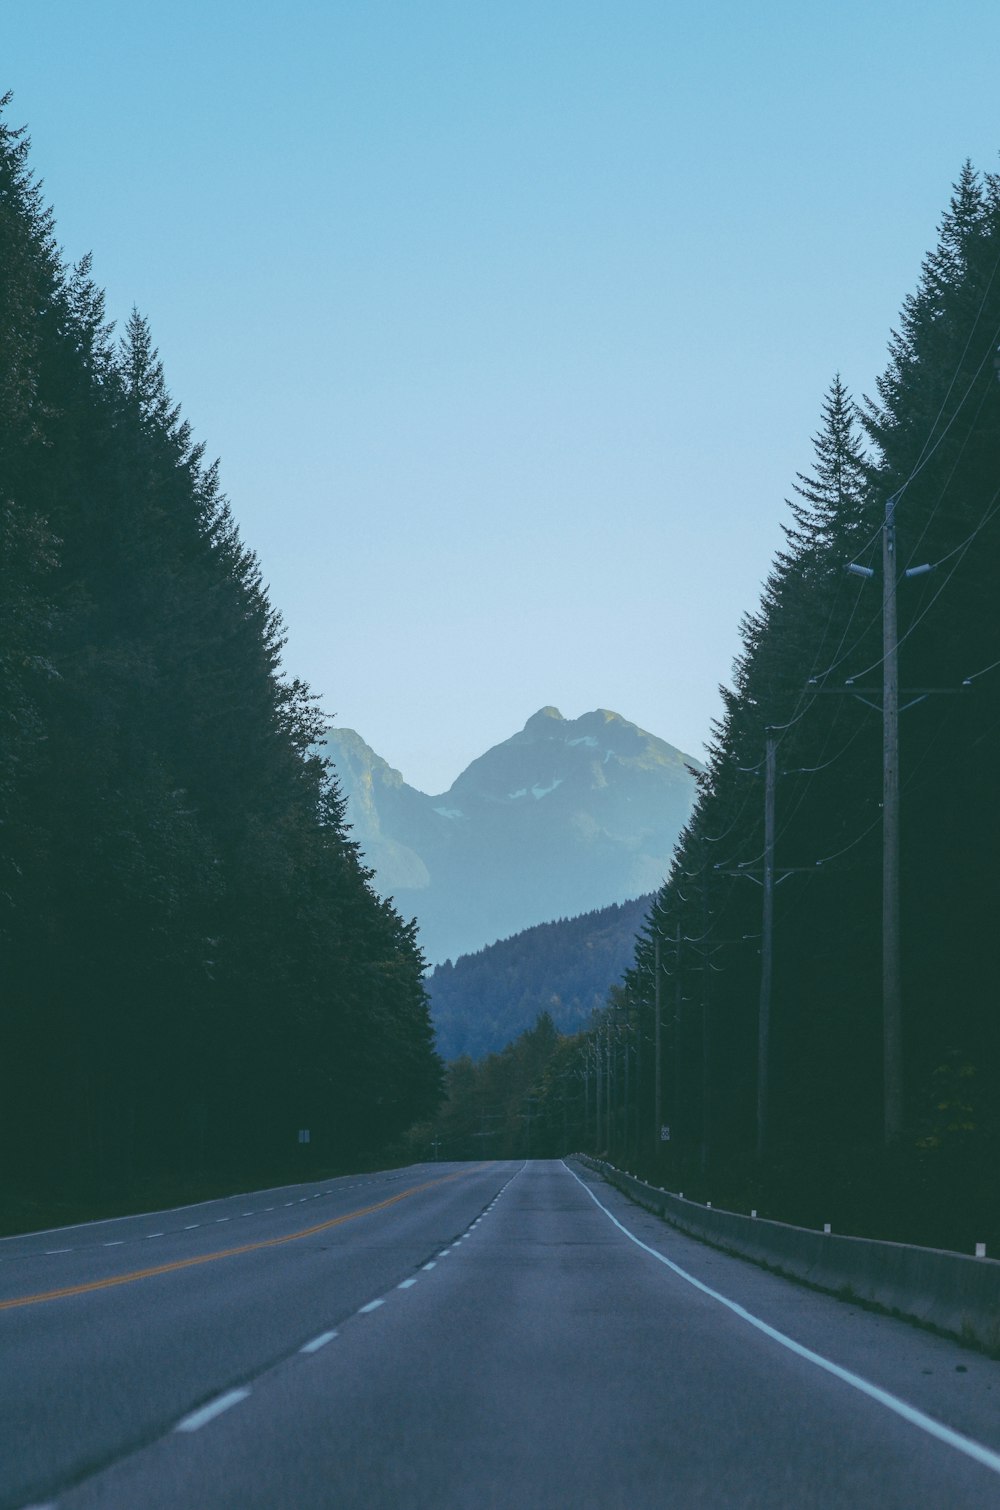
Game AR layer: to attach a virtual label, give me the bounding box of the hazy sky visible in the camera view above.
[6,2,1000,793]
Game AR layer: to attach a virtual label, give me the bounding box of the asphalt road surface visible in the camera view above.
[4,1158,1000,1508]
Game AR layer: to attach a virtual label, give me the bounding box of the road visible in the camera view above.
[4,1158,1000,1508]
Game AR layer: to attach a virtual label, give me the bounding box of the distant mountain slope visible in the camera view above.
[321,706,699,964]
[426,895,653,1061]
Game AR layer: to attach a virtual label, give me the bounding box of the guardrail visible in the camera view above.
[575,1156,1000,1354]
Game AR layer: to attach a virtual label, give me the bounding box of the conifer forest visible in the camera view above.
[4,86,1000,1252]
[420,165,1000,1253]
[0,99,442,1214]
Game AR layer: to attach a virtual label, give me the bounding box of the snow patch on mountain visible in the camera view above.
[531,778,563,799]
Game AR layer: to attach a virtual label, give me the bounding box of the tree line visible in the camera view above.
[563,163,1000,1248]
[427,895,652,1061]
[421,164,1000,1253]
[0,98,442,1203]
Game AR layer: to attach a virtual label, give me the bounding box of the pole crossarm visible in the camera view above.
[809,685,966,714]
[715,865,819,885]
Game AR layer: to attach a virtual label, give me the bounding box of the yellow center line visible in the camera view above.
[0,1165,493,1311]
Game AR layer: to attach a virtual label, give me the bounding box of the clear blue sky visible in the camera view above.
[6,1,1000,793]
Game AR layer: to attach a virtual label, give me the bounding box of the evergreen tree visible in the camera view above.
[0,97,441,1196]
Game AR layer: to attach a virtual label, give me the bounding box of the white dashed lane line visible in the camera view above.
[300,1330,338,1354]
[175,1388,252,1433]
[358,1299,385,1314]
[398,1278,418,1290]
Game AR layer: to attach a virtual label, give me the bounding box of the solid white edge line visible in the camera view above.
[300,1330,338,1353]
[175,1388,251,1433]
[563,1161,1000,1479]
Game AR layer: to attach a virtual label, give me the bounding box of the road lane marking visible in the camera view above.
[565,1162,1000,1481]
[175,1388,251,1432]
[1,1166,492,1311]
[422,1262,436,1270]
[359,1299,385,1313]
[103,1241,123,1247]
[184,1224,200,1230]
[398,1278,418,1289]
[300,1330,338,1353]
[44,1249,71,1255]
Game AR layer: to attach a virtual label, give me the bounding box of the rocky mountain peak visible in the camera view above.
[320,709,701,964]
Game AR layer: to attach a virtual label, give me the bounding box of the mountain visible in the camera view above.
[426,895,654,1061]
[321,706,700,964]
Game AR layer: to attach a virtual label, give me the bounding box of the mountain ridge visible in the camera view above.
[321,707,700,963]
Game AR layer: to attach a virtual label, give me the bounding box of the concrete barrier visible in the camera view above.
[575,1156,1000,1354]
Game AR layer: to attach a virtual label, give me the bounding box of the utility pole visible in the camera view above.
[700,868,712,1174]
[673,926,682,1148]
[582,1057,591,1146]
[595,1038,603,1149]
[882,495,902,1145]
[622,1004,630,1158]
[653,933,662,1158]
[605,1022,613,1148]
[756,736,777,1160]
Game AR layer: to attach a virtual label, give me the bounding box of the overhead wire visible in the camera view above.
[655,212,1000,964]
[844,480,1000,684]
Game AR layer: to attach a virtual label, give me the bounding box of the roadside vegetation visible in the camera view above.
[0,97,442,1226]
[417,163,1000,1259]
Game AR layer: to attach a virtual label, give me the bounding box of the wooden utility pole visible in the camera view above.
[756,736,777,1160]
[673,925,682,1144]
[595,1038,603,1149]
[622,1001,630,1157]
[700,870,712,1173]
[883,495,902,1144]
[653,933,662,1156]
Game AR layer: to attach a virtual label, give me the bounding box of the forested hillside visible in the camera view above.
[427,895,652,1060]
[536,163,1000,1250]
[0,99,441,1208]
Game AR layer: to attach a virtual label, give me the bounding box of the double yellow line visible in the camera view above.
[1,1165,491,1311]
